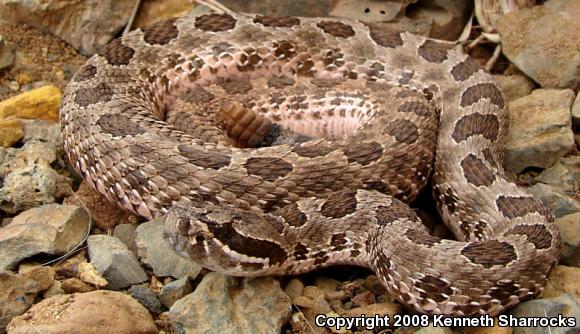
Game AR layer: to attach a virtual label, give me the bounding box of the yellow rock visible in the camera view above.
[542,265,580,298]
[0,85,61,122]
[0,117,24,147]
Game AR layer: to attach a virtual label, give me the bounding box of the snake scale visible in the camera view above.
[60,10,561,316]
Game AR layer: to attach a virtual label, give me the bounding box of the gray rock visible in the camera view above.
[159,277,193,308]
[528,183,580,218]
[0,140,59,176]
[510,293,580,334]
[498,0,580,90]
[87,235,148,290]
[0,165,72,214]
[555,213,580,267]
[572,92,580,127]
[18,120,63,147]
[129,285,164,315]
[505,89,576,173]
[135,217,202,279]
[0,0,135,56]
[113,223,139,256]
[0,204,90,271]
[169,272,292,334]
[536,155,579,194]
[0,271,41,334]
[493,74,536,102]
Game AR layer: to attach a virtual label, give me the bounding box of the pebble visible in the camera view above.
[343,302,401,318]
[60,278,95,294]
[159,277,193,308]
[135,217,202,279]
[555,212,580,267]
[351,290,375,307]
[498,0,579,90]
[0,204,89,271]
[0,271,42,333]
[505,89,576,173]
[168,272,291,334]
[314,276,339,294]
[130,285,165,315]
[283,278,304,298]
[1,140,59,175]
[87,235,148,290]
[6,291,158,334]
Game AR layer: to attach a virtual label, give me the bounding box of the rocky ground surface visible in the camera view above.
[0,0,578,333]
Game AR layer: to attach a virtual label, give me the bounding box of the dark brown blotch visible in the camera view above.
[433,185,459,215]
[273,40,296,59]
[143,18,179,45]
[418,40,452,63]
[330,233,348,251]
[243,157,293,182]
[293,243,309,261]
[97,114,146,137]
[73,64,97,82]
[397,100,434,117]
[415,275,453,302]
[313,251,330,265]
[320,190,358,218]
[253,15,301,28]
[496,196,553,221]
[267,76,295,89]
[385,119,419,144]
[460,83,505,108]
[292,143,335,158]
[451,57,481,81]
[98,38,135,66]
[404,228,442,247]
[275,203,307,227]
[451,113,500,143]
[504,224,553,250]
[177,144,231,170]
[74,82,114,107]
[316,21,355,38]
[367,25,403,48]
[460,154,496,187]
[341,141,384,166]
[375,202,419,226]
[461,240,517,268]
[194,13,237,32]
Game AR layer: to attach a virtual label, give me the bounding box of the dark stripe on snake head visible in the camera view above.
[452,113,500,143]
[496,196,553,221]
[254,15,301,28]
[243,157,293,181]
[503,224,553,249]
[461,240,517,268]
[194,13,237,32]
[74,82,114,107]
[98,38,135,66]
[143,18,179,45]
[316,21,355,38]
[96,114,146,137]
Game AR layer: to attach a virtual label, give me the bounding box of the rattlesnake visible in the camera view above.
[60,10,561,316]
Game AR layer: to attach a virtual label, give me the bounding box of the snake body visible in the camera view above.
[60,12,561,316]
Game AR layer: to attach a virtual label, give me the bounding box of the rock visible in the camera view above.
[0,35,15,70]
[0,271,41,333]
[76,261,108,288]
[343,302,401,318]
[555,213,580,267]
[169,272,291,334]
[1,140,59,176]
[536,156,580,194]
[0,204,89,271]
[113,223,139,255]
[284,278,304,299]
[0,86,60,122]
[493,74,536,102]
[18,266,55,291]
[159,277,193,308]
[0,118,23,147]
[64,181,139,231]
[6,290,157,334]
[414,325,455,334]
[0,165,72,214]
[498,0,580,90]
[543,266,580,299]
[60,278,95,294]
[510,293,580,334]
[351,290,375,307]
[0,0,135,56]
[130,285,164,315]
[43,280,64,298]
[464,320,513,334]
[133,0,194,28]
[572,93,580,127]
[528,183,580,218]
[505,89,576,173]
[135,217,201,279]
[19,119,62,147]
[87,235,148,290]
[314,276,339,295]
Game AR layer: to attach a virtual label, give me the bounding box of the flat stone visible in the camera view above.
[536,156,580,194]
[555,212,580,267]
[0,204,89,271]
[87,235,148,290]
[159,277,192,309]
[1,140,59,176]
[493,74,535,102]
[0,86,60,122]
[113,223,139,256]
[135,217,201,279]
[0,271,41,333]
[498,0,580,90]
[6,290,157,334]
[283,278,304,299]
[19,119,63,147]
[505,89,576,173]
[130,285,164,315]
[169,272,291,334]
[510,293,579,334]
[543,265,580,299]
[528,183,580,218]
